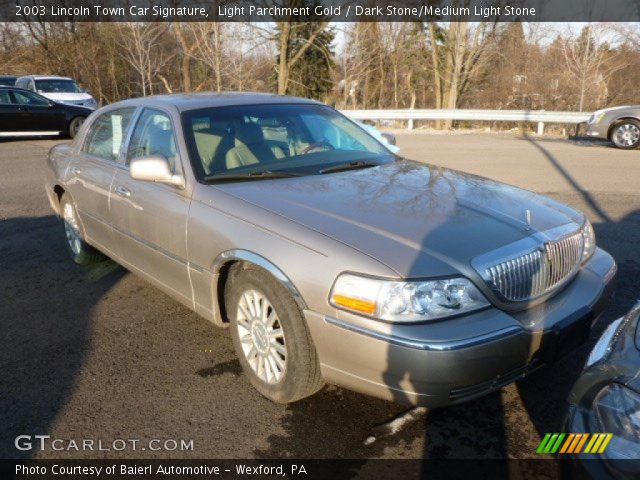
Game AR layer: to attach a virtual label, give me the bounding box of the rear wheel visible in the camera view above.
[226,265,323,403]
[67,116,85,139]
[610,119,640,149]
[60,193,104,265]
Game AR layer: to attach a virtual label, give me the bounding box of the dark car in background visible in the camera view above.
[0,86,92,138]
[0,75,17,86]
[564,301,640,479]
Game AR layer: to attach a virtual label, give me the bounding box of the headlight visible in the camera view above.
[589,111,606,124]
[581,220,596,264]
[585,317,623,367]
[593,384,640,459]
[329,273,489,322]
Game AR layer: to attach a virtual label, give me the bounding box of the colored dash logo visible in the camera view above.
[536,433,613,454]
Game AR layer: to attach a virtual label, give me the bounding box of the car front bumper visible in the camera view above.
[585,122,609,139]
[304,248,617,407]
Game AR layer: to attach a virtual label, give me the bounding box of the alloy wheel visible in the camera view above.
[236,289,287,384]
[613,123,640,148]
[62,202,82,255]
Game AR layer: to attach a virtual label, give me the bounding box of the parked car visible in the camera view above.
[586,106,640,149]
[0,87,92,138]
[355,121,399,153]
[563,302,640,479]
[0,75,17,86]
[45,93,617,405]
[15,75,97,109]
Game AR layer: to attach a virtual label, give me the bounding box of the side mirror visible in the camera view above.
[381,132,397,146]
[130,155,184,188]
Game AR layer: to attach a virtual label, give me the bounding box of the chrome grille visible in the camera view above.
[483,231,584,302]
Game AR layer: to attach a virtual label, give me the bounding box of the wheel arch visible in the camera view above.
[211,250,307,326]
[48,184,66,216]
[607,116,640,140]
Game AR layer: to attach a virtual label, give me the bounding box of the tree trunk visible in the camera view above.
[181,54,191,92]
[428,23,443,129]
[277,22,291,94]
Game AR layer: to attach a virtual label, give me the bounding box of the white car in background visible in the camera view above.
[355,121,400,153]
[15,75,97,109]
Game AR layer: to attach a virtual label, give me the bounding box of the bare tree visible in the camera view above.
[561,24,621,111]
[117,22,172,96]
[188,22,225,92]
[427,21,496,128]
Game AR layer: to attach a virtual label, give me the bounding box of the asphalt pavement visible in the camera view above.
[1,133,638,461]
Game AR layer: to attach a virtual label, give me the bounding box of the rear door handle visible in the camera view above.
[71,167,81,175]
[114,186,131,198]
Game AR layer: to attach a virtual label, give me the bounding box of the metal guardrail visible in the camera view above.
[341,109,592,134]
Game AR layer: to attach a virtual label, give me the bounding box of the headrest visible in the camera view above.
[235,122,264,145]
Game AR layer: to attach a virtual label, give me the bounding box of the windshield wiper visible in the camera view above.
[205,170,302,182]
[318,161,380,175]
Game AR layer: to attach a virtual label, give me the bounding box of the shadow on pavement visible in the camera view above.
[0,215,123,459]
[254,136,639,467]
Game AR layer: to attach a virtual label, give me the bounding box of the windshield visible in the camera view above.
[35,79,82,93]
[182,103,394,180]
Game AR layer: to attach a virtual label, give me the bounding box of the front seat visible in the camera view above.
[225,122,284,170]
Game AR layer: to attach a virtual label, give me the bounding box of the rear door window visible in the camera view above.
[83,108,136,162]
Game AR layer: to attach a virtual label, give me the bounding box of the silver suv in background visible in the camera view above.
[15,75,97,109]
[586,106,640,149]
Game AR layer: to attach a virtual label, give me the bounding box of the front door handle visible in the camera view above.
[114,186,131,198]
[71,167,81,175]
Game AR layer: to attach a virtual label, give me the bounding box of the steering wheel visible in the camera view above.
[301,141,335,155]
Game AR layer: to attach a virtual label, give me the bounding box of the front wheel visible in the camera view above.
[67,116,86,139]
[610,119,640,149]
[60,193,104,265]
[226,265,323,403]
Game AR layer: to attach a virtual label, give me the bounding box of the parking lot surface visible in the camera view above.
[1,133,639,460]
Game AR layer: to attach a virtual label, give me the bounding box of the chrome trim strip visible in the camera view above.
[211,249,307,311]
[323,316,522,351]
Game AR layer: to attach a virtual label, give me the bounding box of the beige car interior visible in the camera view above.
[194,121,307,175]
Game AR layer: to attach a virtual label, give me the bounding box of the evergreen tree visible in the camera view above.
[285,22,335,100]
[273,2,335,100]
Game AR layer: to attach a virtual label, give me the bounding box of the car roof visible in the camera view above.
[110,92,324,112]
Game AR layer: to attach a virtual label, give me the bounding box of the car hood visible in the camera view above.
[215,160,584,278]
[40,92,93,102]
[603,105,639,115]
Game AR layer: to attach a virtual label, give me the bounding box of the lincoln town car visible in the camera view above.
[44,93,617,405]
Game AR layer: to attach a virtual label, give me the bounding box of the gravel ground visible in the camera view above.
[1,134,638,461]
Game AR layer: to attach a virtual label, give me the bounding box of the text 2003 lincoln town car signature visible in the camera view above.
[45,93,617,405]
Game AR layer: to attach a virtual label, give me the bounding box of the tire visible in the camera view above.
[610,119,640,149]
[60,193,104,265]
[225,264,323,403]
[67,116,85,139]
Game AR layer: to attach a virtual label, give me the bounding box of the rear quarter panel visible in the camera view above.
[44,142,75,216]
